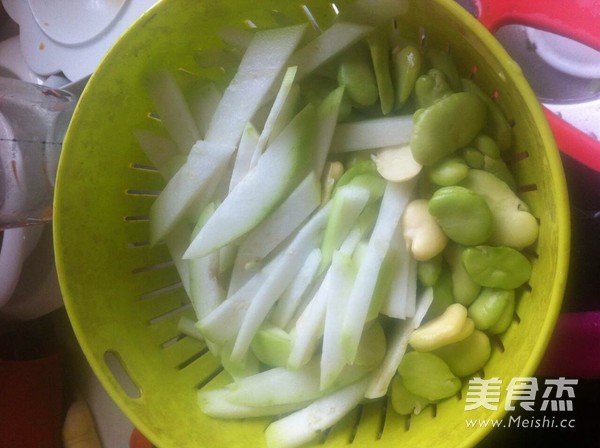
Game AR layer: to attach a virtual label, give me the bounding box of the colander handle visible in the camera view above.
[475,0,600,52]
[474,0,600,173]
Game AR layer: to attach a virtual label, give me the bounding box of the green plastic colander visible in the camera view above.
[54,0,570,447]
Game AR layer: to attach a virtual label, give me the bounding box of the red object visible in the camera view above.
[537,312,600,378]
[130,427,155,448]
[474,0,600,173]
[0,352,64,447]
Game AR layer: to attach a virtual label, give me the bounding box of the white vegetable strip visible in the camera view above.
[189,203,222,320]
[320,251,356,390]
[177,316,204,341]
[287,272,330,370]
[313,86,346,175]
[228,171,321,294]
[229,203,332,362]
[341,179,416,363]
[149,140,234,244]
[197,267,270,345]
[364,287,434,399]
[188,81,223,137]
[198,388,309,419]
[252,66,299,161]
[271,248,322,329]
[379,223,418,319]
[219,340,260,381]
[268,84,300,147]
[218,26,254,50]
[330,115,414,153]
[337,0,410,25]
[133,130,182,179]
[228,122,260,192]
[264,376,371,448]
[319,184,371,273]
[223,359,368,407]
[189,252,224,319]
[146,69,200,153]
[289,22,374,81]
[205,24,307,147]
[226,359,320,406]
[403,257,418,318]
[184,104,318,259]
[164,221,193,297]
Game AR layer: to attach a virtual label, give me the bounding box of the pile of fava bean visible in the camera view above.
[329,33,540,414]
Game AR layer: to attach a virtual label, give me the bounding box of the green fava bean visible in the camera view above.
[398,351,462,401]
[461,78,513,151]
[425,48,461,91]
[460,147,485,169]
[391,375,431,415]
[367,28,395,115]
[418,254,443,287]
[488,293,516,334]
[414,69,452,109]
[468,287,514,330]
[393,44,423,108]
[428,156,470,186]
[434,330,491,378]
[474,134,501,159]
[302,75,352,121]
[428,186,494,246]
[462,245,532,289]
[444,243,481,306]
[460,169,539,249]
[483,155,516,190]
[410,92,487,165]
[426,264,454,320]
[337,43,379,108]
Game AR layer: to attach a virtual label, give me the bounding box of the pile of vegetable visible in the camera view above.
[136,1,539,447]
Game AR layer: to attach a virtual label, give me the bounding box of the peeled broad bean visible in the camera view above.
[410,92,487,165]
[444,243,481,306]
[467,287,514,330]
[372,144,422,183]
[403,199,448,261]
[428,186,494,246]
[434,330,491,378]
[462,245,532,289]
[391,375,431,415]
[409,303,474,352]
[460,169,539,249]
[398,351,462,401]
[428,156,470,186]
[393,44,423,108]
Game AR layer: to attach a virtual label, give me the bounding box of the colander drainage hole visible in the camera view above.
[490,334,505,353]
[300,4,320,31]
[347,403,363,444]
[103,350,142,399]
[177,347,210,370]
[196,366,224,390]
